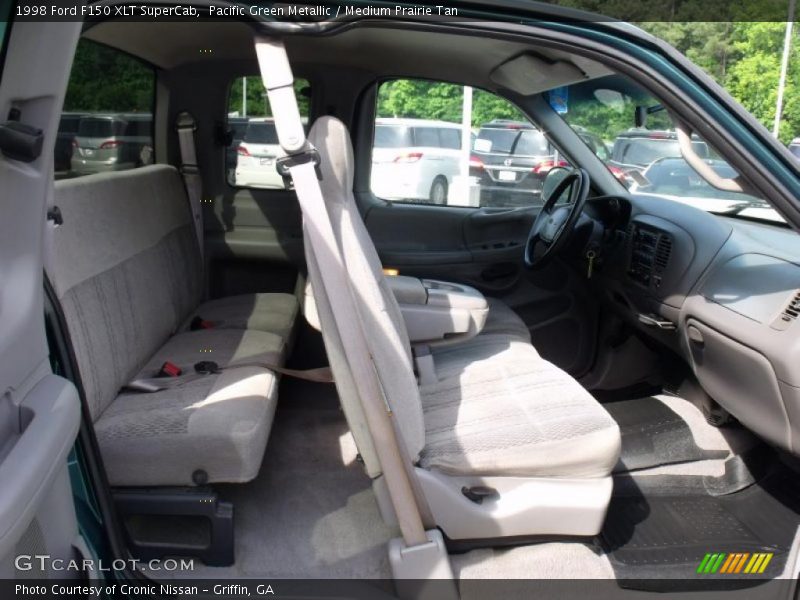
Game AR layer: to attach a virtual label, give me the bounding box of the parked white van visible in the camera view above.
[234,118,286,189]
[371,117,466,204]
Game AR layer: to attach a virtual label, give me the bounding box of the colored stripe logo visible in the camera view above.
[697,552,773,574]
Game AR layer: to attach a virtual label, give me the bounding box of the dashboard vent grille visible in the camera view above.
[782,291,800,322]
[654,235,672,271]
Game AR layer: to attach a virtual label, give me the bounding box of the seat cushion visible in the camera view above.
[189,293,299,340]
[480,298,531,343]
[95,328,285,487]
[136,328,287,375]
[419,338,621,478]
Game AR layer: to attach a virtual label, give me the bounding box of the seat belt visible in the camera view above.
[255,38,433,548]
[124,360,333,393]
[175,112,204,258]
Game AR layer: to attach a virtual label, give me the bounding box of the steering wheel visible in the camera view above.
[524,168,591,269]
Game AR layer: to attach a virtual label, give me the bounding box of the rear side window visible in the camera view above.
[243,122,279,144]
[375,125,412,148]
[414,127,441,148]
[477,128,550,156]
[226,76,310,189]
[438,128,461,150]
[56,40,154,180]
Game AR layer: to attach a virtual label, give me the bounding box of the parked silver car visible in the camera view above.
[72,113,153,175]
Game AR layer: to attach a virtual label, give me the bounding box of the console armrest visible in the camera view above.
[386,276,489,345]
[302,276,489,347]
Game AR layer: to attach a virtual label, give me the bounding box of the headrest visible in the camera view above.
[307,116,354,202]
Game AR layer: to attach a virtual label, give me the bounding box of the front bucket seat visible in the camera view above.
[304,115,621,541]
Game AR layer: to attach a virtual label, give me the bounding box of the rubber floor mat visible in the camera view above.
[601,468,800,590]
[605,396,728,473]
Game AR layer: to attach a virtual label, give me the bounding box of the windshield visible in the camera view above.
[554,74,783,224]
[475,128,549,156]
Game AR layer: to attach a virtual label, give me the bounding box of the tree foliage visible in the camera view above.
[376,80,526,126]
[65,24,800,143]
[64,42,154,112]
[639,21,800,143]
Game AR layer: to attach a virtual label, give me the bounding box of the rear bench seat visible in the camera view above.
[49,165,299,487]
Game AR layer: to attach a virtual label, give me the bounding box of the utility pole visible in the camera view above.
[773,0,796,138]
[242,77,248,117]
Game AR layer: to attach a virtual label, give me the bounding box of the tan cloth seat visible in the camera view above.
[190,292,299,340]
[420,338,620,477]
[303,115,620,487]
[50,166,298,486]
[479,298,531,343]
[96,328,284,486]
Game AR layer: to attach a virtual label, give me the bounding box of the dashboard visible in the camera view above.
[586,193,800,455]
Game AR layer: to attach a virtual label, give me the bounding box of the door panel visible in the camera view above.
[0,21,85,580]
[205,188,303,298]
[203,75,311,300]
[362,198,598,375]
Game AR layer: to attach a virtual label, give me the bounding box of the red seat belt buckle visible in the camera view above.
[158,361,182,378]
[190,316,215,331]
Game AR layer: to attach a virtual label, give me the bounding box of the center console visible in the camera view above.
[302,275,489,346]
[387,276,489,345]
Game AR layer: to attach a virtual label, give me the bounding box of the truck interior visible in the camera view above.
[2,7,800,598]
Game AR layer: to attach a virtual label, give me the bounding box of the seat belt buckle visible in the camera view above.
[276,147,322,186]
[194,361,220,375]
[190,316,215,331]
[158,361,182,378]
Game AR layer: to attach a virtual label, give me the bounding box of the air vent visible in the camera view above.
[772,290,800,331]
[654,235,672,272]
[782,291,800,321]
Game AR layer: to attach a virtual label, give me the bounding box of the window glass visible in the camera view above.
[56,40,154,180]
[372,79,566,208]
[375,124,412,148]
[555,74,781,223]
[226,76,310,188]
[439,128,461,150]
[414,127,441,147]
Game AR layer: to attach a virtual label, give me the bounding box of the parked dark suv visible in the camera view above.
[470,120,560,207]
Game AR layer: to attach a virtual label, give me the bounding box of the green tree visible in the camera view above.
[64,40,153,112]
[377,80,526,126]
[227,77,310,118]
[725,22,800,142]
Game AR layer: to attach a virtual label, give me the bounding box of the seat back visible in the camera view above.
[305,117,425,476]
[50,165,202,418]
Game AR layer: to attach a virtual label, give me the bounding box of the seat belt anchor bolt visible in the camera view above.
[276,147,322,181]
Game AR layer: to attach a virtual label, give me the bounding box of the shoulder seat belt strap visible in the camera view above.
[175,111,204,259]
[255,37,432,547]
